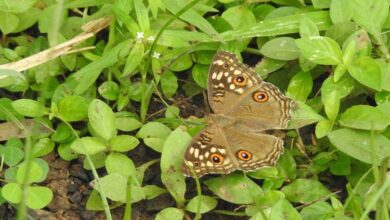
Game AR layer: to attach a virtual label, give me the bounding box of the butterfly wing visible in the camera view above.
[207,51,262,114]
[182,125,237,177]
[223,128,284,171]
[228,82,294,130]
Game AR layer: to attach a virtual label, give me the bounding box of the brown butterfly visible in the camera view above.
[182,51,294,177]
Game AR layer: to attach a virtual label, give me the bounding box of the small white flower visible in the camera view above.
[147,36,155,42]
[136,32,144,42]
[153,52,161,59]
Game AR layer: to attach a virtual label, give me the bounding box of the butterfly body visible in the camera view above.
[183,51,293,177]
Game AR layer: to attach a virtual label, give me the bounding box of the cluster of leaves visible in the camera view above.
[0,0,390,219]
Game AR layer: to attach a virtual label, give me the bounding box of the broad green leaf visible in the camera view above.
[88,99,117,141]
[330,0,352,24]
[155,207,184,220]
[0,146,24,166]
[339,105,390,130]
[161,71,178,98]
[186,195,218,214]
[322,90,339,121]
[169,54,193,72]
[12,99,48,117]
[144,138,166,152]
[261,37,300,61]
[377,102,390,119]
[286,71,312,101]
[328,128,390,166]
[222,5,256,30]
[321,75,355,99]
[137,122,171,139]
[92,173,127,202]
[115,116,143,132]
[333,64,347,82]
[295,36,343,65]
[57,96,89,122]
[98,81,120,101]
[300,201,333,220]
[315,119,333,138]
[105,152,136,178]
[378,59,390,91]
[221,11,332,41]
[160,128,191,206]
[109,135,139,152]
[329,152,351,176]
[205,173,263,204]
[16,160,43,184]
[32,138,54,157]
[122,42,144,77]
[58,142,79,161]
[25,186,53,209]
[51,123,75,143]
[38,5,67,33]
[71,137,107,155]
[0,11,21,35]
[299,16,319,38]
[0,69,25,87]
[348,56,382,91]
[288,101,325,129]
[350,0,388,37]
[281,179,331,203]
[0,0,38,13]
[192,64,208,89]
[1,183,22,203]
[342,38,356,66]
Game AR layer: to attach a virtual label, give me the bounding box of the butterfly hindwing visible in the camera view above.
[182,125,236,177]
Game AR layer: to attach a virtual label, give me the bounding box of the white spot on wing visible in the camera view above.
[190,147,194,154]
[229,84,235,90]
[194,149,199,158]
[216,72,223,80]
[213,60,224,65]
[210,147,217,153]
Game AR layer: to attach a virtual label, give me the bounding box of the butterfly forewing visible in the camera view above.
[207,51,262,114]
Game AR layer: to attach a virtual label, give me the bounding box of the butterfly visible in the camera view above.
[182,51,294,177]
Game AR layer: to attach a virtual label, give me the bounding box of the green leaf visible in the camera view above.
[160,128,191,206]
[260,37,300,61]
[26,186,53,209]
[169,54,193,72]
[57,96,89,122]
[0,12,18,35]
[12,99,48,117]
[71,137,107,155]
[288,101,325,129]
[88,99,117,141]
[161,0,219,38]
[322,90,340,121]
[122,42,144,77]
[38,5,67,33]
[348,56,382,91]
[32,138,55,157]
[137,122,171,139]
[155,207,184,220]
[16,160,43,184]
[315,119,333,139]
[300,201,333,220]
[286,71,312,101]
[192,64,208,89]
[205,173,263,204]
[350,0,388,37]
[281,179,331,203]
[133,0,150,31]
[329,0,352,24]
[161,71,178,98]
[51,123,75,143]
[115,116,143,132]
[144,138,166,152]
[92,173,127,202]
[1,183,22,203]
[329,152,351,176]
[255,57,286,78]
[321,75,355,99]
[58,142,79,161]
[328,128,390,166]
[299,16,319,38]
[98,81,120,101]
[221,11,331,41]
[186,195,218,214]
[333,64,347,82]
[295,36,343,65]
[0,69,27,91]
[339,105,390,130]
[109,135,139,152]
[222,5,256,30]
[105,152,136,178]
[0,146,24,166]
[0,0,37,13]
